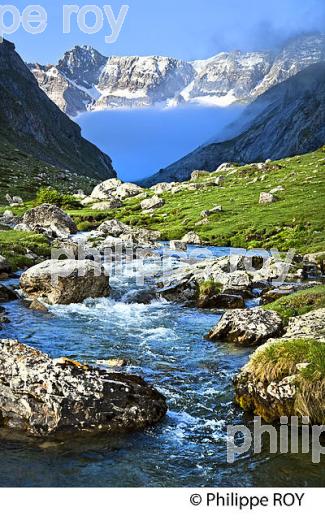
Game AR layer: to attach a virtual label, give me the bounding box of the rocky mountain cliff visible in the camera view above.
[183,51,273,105]
[29,33,325,116]
[58,45,107,89]
[142,63,325,185]
[183,33,325,104]
[0,40,116,181]
[96,56,194,110]
[251,33,325,98]
[29,51,195,115]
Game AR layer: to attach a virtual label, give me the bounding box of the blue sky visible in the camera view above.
[8,0,325,63]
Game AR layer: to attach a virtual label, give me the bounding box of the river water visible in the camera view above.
[0,246,324,487]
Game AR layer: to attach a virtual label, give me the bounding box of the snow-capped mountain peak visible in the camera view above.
[28,33,325,116]
[95,55,195,109]
[57,45,107,89]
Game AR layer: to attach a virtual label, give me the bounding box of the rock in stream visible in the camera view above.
[0,339,167,437]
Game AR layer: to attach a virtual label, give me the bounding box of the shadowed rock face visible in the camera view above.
[0,339,167,437]
[58,45,107,90]
[0,40,116,181]
[0,284,18,303]
[0,255,11,275]
[20,259,110,305]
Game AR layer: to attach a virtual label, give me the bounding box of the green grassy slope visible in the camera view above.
[0,39,116,187]
[1,148,324,254]
[0,135,97,202]
[68,147,325,253]
[264,286,325,323]
[0,229,50,270]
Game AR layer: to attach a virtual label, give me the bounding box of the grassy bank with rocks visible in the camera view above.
[67,147,325,253]
[0,148,324,256]
[264,286,325,323]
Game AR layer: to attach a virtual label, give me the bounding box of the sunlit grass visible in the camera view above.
[264,286,325,323]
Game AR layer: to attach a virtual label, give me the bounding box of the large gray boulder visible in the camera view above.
[90,178,122,200]
[97,219,160,245]
[233,337,325,424]
[158,255,254,306]
[115,182,143,199]
[152,182,175,194]
[20,259,109,305]
[181,231,202,245]
[259,192,277,204]
[98,219,133,237]
[141,195,164,212]
[198,292,245,310]
[303,252,325,275]
[216,162,236,172]
[20,204,77,238]
[0,339,167,437]
[206,308,283,347]
[91,199,122,210]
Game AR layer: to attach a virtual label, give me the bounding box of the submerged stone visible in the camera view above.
[0,284,18,303]
[0,255,11,275]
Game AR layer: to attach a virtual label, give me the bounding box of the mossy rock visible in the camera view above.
[234,338,325,424]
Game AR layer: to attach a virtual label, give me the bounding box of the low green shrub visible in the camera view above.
[35,187,81,209]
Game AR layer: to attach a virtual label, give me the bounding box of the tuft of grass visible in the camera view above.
[77,220,97,232]
[197,279,223,297]
[196,279,223,307]
[250,338,325,381]
[264,286,325,323]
